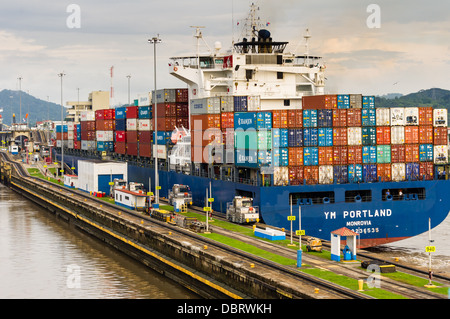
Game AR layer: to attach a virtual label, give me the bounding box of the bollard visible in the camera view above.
[314,288,319,294]
[297,250,302,268]
[358,279,364,291]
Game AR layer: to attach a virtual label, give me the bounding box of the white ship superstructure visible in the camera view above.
[169,4,325,110]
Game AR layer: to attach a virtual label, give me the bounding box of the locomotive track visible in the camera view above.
[3,152,448,299]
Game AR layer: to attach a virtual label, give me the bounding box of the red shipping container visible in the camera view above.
[104,109,115,120]
[287,110,303,128]
[302,95,337,110]
[126,142,138,156]
[221,112,234,129]
[127,131,138,143]
[96,119,115,131]
[56,132,68,140]
[304,166,319,185]
[434,127,447,145]
[404,126,419,144]
[192,129,223,147]
[419,126,433,144]
[419,162,434,180]
[391,145,405,163]
[81,120,95,131]
[405,144,419,162]
[115,142,126,154]
[377,163,391,182]
[154,103,176,118]
[288,147,304,166]
[272,110,288,128]
[347,109,362,127]
[333,127,347,146]
[73,140,80,150]
[176,88,189,103]
[289,166,304,185]
[155,117,176,131]
[318,147,333,165]
[126,106,139,119]
[376,127,391,145]
[115,131,126,142]
[332,109,347,127]
[419,107,433,126]
[333,146,348,165]
[347,146,362,164]
[95,109,105,120]
[138,131,152,144]
[175,103,189,117]
[190,114,221,130]
[139,143,152,158]
[176,117,189,129]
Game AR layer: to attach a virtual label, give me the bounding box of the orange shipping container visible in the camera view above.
[319,147,334,165]
[405,144,419,162]
[404,126,419,144]
[391,145,405,163]
[191,129,223,147]
[347,146,362,164]
[288,147,304,166]
[287,110,303,128]
[221,112,234,129]
[304,166,319,185]
[419,107,433,126]
[433,127,448,145]
[190,114,221,131]
[419,162,434,180]
[347,109,362,127]
[419,126,433,144]
[289,166,304,185]
[333,146,348,165]
[376,127,391,145]
[332,109,347,127]
[333,127,348,146]
[377,163,391,182]
[272,110,288,128]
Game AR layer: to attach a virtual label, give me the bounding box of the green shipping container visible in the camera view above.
[257,130,272,150]
[362,127,376,146]
[235,130,257,150]
[377,145,391,163]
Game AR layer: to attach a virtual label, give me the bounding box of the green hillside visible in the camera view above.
[375,88,450,108]
[0,89,67,126]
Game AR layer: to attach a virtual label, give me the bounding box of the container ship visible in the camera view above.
[54,4,450,248]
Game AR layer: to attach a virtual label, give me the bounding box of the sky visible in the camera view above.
[1,0,449,107]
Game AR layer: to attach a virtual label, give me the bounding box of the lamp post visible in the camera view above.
[148,35,161,207]
[127,75,131,105]
[58,72,65,177]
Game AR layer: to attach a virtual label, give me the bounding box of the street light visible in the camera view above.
[148,35,161,207]
[126,75,131,105]
[148,36,161,205]
[58,72,66,177]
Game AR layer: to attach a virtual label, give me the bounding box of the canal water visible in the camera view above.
[0,184,199,299]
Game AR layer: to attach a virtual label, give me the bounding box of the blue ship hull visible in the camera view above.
[57,152,450,248]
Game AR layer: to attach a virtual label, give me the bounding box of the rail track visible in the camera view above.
[2,152,448,299]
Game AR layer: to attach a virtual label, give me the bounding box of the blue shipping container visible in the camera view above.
[318,128,333,147]
[97,141,114,152]
[303,128,318,147]
[115,106,127,120]
[303,109,318,128]
[362,127,377,146]
[362,109,376,126]
[317,109,333,127]
[419,144,433,162]
[256,112,272,130]
[272,128,288,148]
[56,125,68,133]
[362,96,375,109]
[234,96,248,112]
[138,106,152,119]
[288,129,303,147]
[153,131,171,145]
[304,147,319,166]
[272,148,289,167]
[235,149,258,168]
[234,112,257,130]
[362,146,377,164]
[76,132,81,141]
[333,165,348,184]
[258,150,272,167]
[115,119,126,132]
[406,163,420,181]
[363,164,377,182]
[348,164,363,183]
[337,95,350,109]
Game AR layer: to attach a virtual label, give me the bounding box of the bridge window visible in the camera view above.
[292,191,335,205]
[382,188,425,201]
[345,190,372,202]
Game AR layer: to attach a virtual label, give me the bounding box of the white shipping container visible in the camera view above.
[138,119,152,131]
[190,97,221,115]
[67,131,74,140]
[80,111,95,121]
[347,127,362,146]
[96,130,114,142]
[319,165,334,185]
[56,140,69,148]
[220,96,234,112]
[247,95,261,111]
[64,175,78,189]
[434,145,448,164]
[138,93,151,106]
[376,108,390,126]
[77,160,128,194]
[67,139,74,149]
[404,107,419,126]
[390,108,405,126]
[81,140,96,151]
[67,122,74,131]
[391,126,405,144]
[153,145,167,159]
[433,109,448,127]
[391,163,406,182]
[126,118,137,131]
[273,167,288,186]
